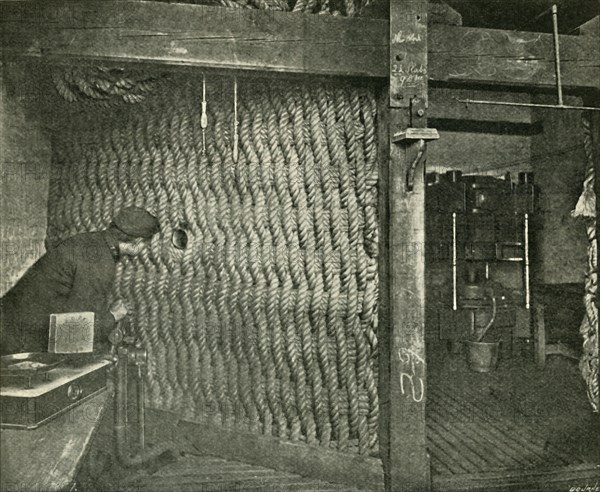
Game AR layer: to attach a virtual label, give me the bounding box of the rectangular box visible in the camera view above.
[48,312,95,354]
[1,360,110,429]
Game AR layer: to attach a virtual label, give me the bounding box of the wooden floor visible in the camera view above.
[123,453,363,492]
[77,348,599,491]
[79,437,364,492]
[427,345,600,490]
[77,405,365,492]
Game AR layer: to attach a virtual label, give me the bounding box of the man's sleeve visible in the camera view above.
[35,241,78,299]
[0,243,75,354]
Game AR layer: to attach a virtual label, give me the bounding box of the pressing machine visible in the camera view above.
[426,170,536,360]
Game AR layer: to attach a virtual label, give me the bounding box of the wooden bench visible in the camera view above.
[1,391,109,492]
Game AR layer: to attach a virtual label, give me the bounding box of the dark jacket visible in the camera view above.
[0,231,119,355]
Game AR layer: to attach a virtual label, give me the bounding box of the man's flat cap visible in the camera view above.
[113,207,160,238]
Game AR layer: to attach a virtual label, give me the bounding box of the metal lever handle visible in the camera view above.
[406,138,426,192]
[113,331,172,468]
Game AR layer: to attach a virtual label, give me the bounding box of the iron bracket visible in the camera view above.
[392,128,439,191]
[392,127,439,144]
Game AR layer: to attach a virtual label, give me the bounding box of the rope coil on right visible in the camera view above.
[572,113,598,413]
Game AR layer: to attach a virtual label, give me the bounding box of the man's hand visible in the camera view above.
[109,299,128,322]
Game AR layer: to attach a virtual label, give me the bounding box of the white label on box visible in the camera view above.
[48,312,95,353]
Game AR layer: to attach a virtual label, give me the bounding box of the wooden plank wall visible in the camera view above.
[427,88,533,177]
[530,95,589,284]
[0,60,52,296]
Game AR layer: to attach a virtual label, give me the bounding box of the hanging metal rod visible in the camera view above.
[458,5,600,113]
[551,4,563,106]
[457,99,600,111]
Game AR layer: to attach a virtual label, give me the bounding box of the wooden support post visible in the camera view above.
[534,302,546,369]
[381,0,431,490]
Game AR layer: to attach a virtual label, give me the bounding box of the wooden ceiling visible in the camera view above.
[444,0,598,33]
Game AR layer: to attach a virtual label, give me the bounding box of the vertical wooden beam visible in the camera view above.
[377,85,392,488]
[382,0,431,491]
[534,303,546,369]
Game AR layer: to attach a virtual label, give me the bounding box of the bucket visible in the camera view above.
[465,341,500,372]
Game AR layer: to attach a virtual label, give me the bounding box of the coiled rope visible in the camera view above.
[572,113,598,413]
[48,75,380,453]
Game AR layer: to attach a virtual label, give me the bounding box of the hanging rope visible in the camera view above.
[572,113,598,413]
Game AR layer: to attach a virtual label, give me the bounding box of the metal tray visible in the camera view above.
[0,352,65,376]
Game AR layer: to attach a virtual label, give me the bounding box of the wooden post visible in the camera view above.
[380,0,431,490]
[534,302,546,369]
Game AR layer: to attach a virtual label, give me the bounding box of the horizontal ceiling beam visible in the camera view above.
[428,24,598,91]
[1,1,598,91]
[1,0,387,78]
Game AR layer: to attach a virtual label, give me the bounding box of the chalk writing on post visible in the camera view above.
[391,63,427,88]
[392,31,423,44]
[398,347,425,402]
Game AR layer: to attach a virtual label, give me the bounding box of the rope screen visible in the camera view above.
[572,114,598,413]
[47,73,380,454]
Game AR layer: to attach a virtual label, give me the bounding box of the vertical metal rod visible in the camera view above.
[201,73,207,154]
[485,261,489,280]
[233,76,239,164]
[124,359,128,440]
[114,353,129,450]
[524,213,530,309]
[137,366,145,451]
[452,212,457,311]
[551,5,564,106]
